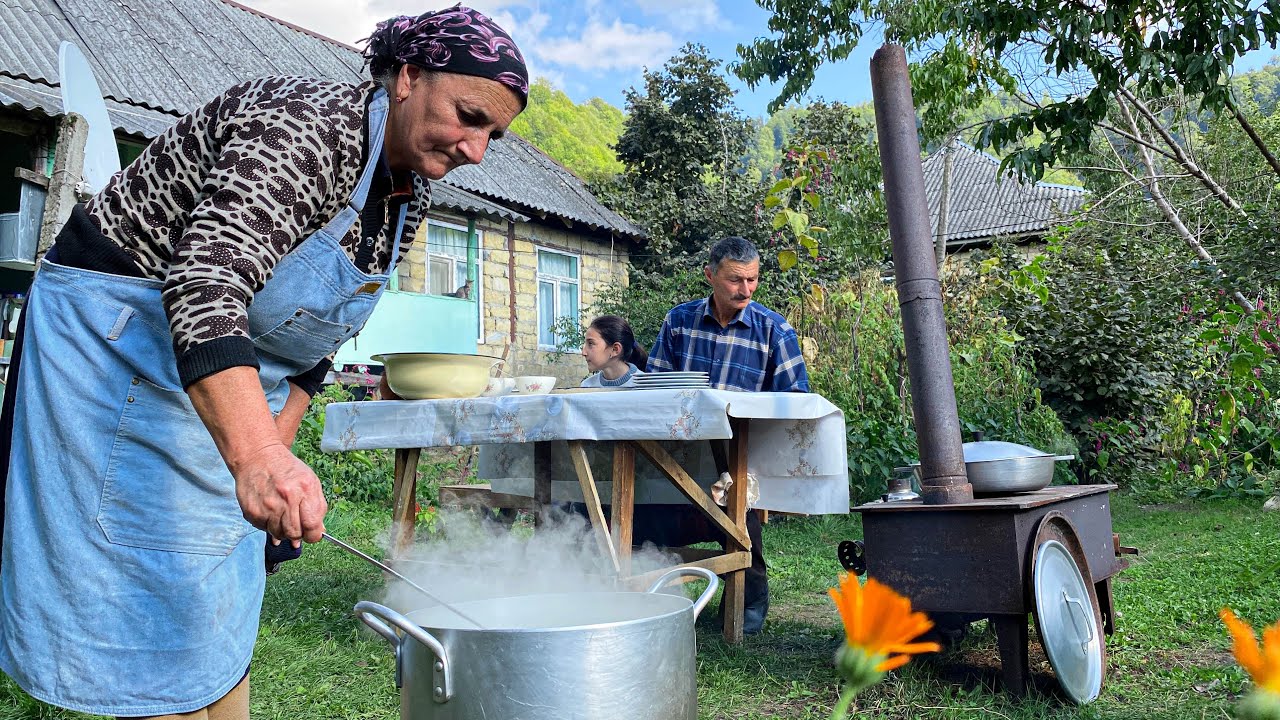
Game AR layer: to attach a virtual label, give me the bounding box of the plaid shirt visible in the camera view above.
[648,297,810,392]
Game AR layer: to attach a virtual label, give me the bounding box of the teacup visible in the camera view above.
[514,375,556,394]
[481,377,516,397]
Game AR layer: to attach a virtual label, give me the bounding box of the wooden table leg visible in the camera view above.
[723,417,751,644]
[533,441,553,526]
[390,447,421,559]
[992,614,1029,698]
[568,440,620,573]
[611,441,635,576]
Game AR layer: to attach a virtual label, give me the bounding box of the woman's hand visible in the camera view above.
[187,366,327,547]
[229,443,327,546]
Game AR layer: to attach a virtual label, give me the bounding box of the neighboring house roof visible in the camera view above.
[446,138,645,239]
[922,141,1087,245]
[0,0,637,239]
[430,181,529,224]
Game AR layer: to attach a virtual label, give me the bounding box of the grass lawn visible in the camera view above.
[1,493,1276,719]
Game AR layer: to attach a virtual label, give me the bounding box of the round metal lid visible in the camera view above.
[1033,539,1104,704]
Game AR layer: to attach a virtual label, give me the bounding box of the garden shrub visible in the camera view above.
[292,384,475,509]
[807,273,1072,501]
[554,265,1072,503]
[983,232,1280,500]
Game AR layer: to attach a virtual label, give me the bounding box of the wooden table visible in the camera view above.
[386,422,755,642]
[322,389,850,645]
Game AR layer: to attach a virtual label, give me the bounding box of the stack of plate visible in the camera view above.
[630,371,711,390]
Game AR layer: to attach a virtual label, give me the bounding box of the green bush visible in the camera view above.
[292,385,480,512]
[292,384,397,505]
[789,271,1074,502]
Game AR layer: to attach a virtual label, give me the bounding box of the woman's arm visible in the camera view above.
[276,381,311,447]
[188,367,327,547]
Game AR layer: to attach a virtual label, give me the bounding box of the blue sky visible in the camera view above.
[240,0,1278,121]
[236,0,881,119]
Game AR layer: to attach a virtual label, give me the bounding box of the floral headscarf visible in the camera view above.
[363,4,529,105]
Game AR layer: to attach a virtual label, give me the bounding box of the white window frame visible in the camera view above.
[535,246,582,351]
[425,219,471,297]
[424,218,484,343]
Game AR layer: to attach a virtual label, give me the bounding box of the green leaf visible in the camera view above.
[778,250,798,271]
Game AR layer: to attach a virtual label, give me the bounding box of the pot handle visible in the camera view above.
[646,566,720,619]
[1053,455,1076,462]
[354,601,453,703]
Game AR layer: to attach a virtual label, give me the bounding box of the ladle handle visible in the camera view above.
[354,601,453,704]
[646,566,720,619]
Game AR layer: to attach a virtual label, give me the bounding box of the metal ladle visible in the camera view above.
[321,533,486,629]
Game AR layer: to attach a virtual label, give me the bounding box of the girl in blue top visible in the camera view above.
[580,315,647,388]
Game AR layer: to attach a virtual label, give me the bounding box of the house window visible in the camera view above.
[536,248,580,349]
[427,222,472,297]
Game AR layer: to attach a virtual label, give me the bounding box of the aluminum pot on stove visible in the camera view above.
[355,566,718,720]
[905,441,1076,494]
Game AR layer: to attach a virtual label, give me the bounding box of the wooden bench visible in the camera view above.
[438,483,535,512]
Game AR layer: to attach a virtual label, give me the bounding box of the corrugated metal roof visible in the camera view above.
[0,0,73,86]
[923,141,1086,244]
[446,136,646,239]
[0,73,179,137]
[0,0,641,240]
[430,181,528,223]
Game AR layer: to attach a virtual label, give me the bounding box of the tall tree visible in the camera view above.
[509,79,625,182]
[600,44,762,279]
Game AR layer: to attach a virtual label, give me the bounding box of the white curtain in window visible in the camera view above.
[428,256,453,295]
[538,280,556,346]
[429,224,469,258]
[537,250,578,279]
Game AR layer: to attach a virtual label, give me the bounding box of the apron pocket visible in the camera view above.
[251,307,353,363]
[97,377,256,556]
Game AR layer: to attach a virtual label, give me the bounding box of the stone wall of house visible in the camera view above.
[480,220,632,388]
[389,209,633,388]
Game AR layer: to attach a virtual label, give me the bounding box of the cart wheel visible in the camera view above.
[837,540,865,575]
[1030,512,1107,703]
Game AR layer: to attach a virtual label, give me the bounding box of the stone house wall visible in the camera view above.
[394,207,633,389]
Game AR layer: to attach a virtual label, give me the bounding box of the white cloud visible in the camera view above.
[633,0,724,29]
[537,19,675,72]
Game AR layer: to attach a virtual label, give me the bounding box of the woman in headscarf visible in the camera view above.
[0,6,526,718]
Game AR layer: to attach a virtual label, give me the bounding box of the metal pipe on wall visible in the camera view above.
[870,44,973,505]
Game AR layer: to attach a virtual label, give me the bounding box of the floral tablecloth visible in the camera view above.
[321,388,850,514]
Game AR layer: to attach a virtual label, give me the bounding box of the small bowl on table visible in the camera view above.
[514,375,556,394]
[371,352,502,400]
[481,377,517,397]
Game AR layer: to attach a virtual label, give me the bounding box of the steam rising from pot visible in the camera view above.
[379,508,682,614]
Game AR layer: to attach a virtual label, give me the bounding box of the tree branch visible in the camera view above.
[1114,94,1256,313]
[1226,93,1280,179]
[1118,86,1245,216]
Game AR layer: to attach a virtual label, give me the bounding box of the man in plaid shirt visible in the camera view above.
[646,236,809,634]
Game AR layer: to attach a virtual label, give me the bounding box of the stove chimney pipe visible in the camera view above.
[870,44,973,505]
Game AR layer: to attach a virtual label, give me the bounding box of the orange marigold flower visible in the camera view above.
[828,573,941,695]
[1221,608,1280,720]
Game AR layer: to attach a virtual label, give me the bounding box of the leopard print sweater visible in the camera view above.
[84,76,427,386]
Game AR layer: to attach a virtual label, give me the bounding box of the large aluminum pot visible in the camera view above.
[908,441,1075,494]
[355,566,718,720]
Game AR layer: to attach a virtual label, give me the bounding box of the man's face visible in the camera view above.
[705,258,760,315]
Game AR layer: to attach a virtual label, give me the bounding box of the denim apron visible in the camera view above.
[0,89,405,716]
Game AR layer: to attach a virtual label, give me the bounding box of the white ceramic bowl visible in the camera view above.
[371,353,502,400]
[481,377,517,397]
[515,375,556,394]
